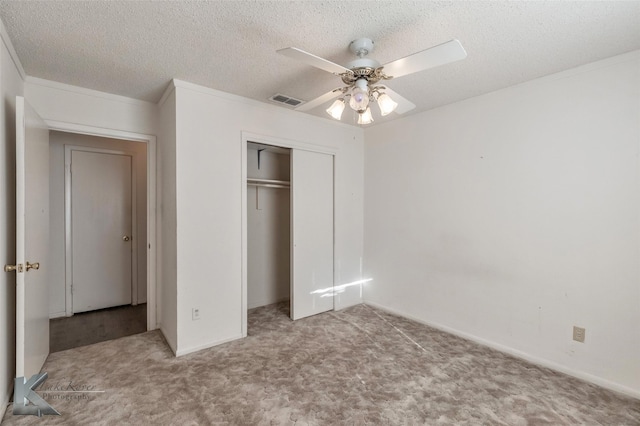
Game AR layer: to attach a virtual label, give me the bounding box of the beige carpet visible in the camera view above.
[2,303,639,425]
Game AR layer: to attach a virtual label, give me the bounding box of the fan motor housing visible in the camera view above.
[349,38,375,57]
[347,57,381,70]
[345,38,384,83]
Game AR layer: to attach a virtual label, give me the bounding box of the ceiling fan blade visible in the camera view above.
[380,86,416,115]
[382,39,467,79]
[295,89,342,112]
[277,47,351,75]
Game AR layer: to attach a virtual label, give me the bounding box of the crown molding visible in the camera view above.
[158,79,176,107]
[25,76,156,107]
[0,17,26,80]
[169,78,360,131]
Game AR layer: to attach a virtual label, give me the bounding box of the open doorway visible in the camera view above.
[246,142,291,325]
[49,131,148,352]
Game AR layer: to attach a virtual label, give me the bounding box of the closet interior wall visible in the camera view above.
[246,143,291,309]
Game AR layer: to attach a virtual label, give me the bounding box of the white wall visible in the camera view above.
[363,51,640,397]
[157,88,177,353]
[48,131,148,317]
[0,21,23,419]
[169,80,364,356]
[25,77,157,136]
[247,147,290,309]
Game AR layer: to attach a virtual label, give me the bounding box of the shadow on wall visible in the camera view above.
[3,96,17,395]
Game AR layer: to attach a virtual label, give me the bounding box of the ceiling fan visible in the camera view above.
[277,38,467,124]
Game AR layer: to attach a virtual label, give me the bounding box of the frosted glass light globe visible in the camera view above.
[377,93,398,116]
[357,107,374,125]
[326,98,345,120]
[349,87,370,112]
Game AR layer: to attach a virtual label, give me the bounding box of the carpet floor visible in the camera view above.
[2,302,639,425]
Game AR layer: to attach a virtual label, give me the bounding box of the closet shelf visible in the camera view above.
[247,178,290,189]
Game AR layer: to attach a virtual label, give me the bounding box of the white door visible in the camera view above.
[70,150,133,313]
[290,149,334,320]
[14,96,50,379]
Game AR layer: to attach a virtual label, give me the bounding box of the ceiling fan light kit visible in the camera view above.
[357,107,374,125]
[377,93,398,116]
[278,37,467,125]
[349,78,371,112]
[326,98,346,120]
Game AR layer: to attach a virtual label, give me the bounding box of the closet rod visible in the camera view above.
[247,178,290,189]
[248,182,290,189]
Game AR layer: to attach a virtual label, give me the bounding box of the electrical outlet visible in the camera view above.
[573,326,585,343]
[192,308,201,321]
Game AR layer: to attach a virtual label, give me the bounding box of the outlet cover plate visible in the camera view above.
[573,326,585,343]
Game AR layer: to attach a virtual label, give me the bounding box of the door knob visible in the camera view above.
[4,264,23,273]
[26,261,40,271]
[123,236,131,242]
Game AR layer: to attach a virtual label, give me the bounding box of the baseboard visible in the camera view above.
[1,381,11,420]
[49,311,66,319]
[247,296,289,310]
[365,301,640,400]
[334,298,363,311]
[159,326,177,356]
[1,400,7,422]
[175,334,243,357]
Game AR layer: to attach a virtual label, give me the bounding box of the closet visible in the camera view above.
[246,142,291,310]
[246,141,334,321]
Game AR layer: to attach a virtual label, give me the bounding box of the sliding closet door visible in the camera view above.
[291,149,334,320]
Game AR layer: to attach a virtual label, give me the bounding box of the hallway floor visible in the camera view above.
[49,304,146,353]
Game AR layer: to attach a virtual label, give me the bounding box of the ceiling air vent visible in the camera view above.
[269,93,305,108]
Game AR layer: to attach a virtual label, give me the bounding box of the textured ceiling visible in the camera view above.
[1,1,639,126]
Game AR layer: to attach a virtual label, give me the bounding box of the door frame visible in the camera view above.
[46,121,157,331]
[64,146,138,315]
[240,131,337,337]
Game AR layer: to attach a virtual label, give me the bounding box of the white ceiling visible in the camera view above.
[1,1,639,126]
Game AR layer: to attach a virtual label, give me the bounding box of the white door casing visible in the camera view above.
[67,148,136,313]
[35,121,156,331]
[290,149,334,320]
[15,96,50,379]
